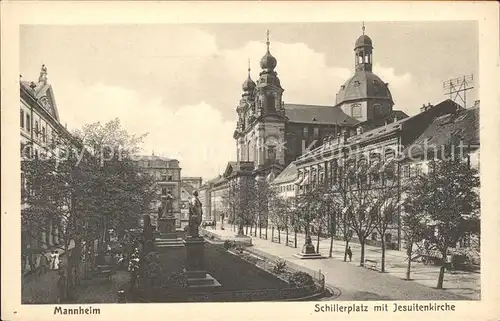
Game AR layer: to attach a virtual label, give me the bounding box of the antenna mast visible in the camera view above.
[442,74,474,109]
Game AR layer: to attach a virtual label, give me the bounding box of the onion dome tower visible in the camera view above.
[255,30,284,117]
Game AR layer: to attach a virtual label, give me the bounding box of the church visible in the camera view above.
[201,24,408,221]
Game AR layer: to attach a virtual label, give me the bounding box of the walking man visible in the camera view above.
[347,246,353,262]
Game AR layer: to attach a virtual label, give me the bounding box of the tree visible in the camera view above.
[21,118,157,291]
[222,178,256,236]
[400,195,429,280]
[343,181,378,266]
[372,169,401,272]
[73,118,156,254]
[253,179,273,237]
[268,192,292,244]
[331,187,353,262]
[22,138,96,288]
[403,157,480,289]
[295,185,325,254]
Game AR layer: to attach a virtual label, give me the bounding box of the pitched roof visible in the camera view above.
[20,80,60,121]
[402,106,479,159]
[284,103,359,125]
[272,162,298,185]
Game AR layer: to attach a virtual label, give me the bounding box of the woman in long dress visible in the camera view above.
[53,251,60,270]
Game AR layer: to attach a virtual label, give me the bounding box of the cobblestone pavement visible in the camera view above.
[206,226,480,300]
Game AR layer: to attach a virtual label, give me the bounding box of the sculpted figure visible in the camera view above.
[188,191,203,238]
[159,191,174,218]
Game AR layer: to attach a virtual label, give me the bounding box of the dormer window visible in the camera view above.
[354,81,360,87]
[373,80,379,85]
[340,85,345,90]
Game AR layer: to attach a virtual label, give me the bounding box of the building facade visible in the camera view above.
[136,155,182,229]
[202,25,409,226]
[233,27,407,180]
[274,99,479,251]
[20,65,79,273]
[181,177,203,189]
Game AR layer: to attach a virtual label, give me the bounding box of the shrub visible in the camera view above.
[144,252,160,264]
[165,271,188,290]
[273,259,287,274]
[288,271,315,288]
[223,240,236,250]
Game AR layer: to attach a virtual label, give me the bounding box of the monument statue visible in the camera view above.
[188,190,203,238]
[159,191,174,219]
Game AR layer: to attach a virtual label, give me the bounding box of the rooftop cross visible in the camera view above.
[362,21,365,35]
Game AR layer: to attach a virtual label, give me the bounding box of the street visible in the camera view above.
[206,225,480,300]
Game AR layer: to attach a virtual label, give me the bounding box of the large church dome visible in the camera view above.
[335,24,393,107]
[335,71,393,106]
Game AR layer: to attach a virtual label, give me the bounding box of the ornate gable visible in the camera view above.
[36,85,60,121]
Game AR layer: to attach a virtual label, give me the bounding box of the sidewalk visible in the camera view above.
[22,249,130,304]
[205,225,480,300]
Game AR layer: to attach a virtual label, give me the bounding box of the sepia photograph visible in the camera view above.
[2,1,499,321]
[18,20,481,304]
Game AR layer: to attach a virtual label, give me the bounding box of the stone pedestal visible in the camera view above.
[158,217,176,235]
[293,236,324,259]
[156,217,184,248]
[183,237,221,289]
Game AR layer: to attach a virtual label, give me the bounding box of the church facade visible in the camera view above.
[233,28,407,179]
[202,26,408,222]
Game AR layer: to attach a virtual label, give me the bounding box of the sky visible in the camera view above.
[20,22,478,180]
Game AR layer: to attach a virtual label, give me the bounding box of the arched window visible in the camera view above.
[373,104,382,117]
[352,104,362,118]
[267,145,276,164]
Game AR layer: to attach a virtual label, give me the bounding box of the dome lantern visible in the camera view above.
[354,22,373,72]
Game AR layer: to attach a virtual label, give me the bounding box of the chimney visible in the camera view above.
[420,104,427,113]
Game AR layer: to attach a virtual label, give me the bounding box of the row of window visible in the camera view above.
[303,127,320,139]
[21,109,50,144]
[278,184,294,193]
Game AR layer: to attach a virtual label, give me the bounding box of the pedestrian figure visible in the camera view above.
[128,248,140,291]
[57,269,67,303]
[50,251,57,269]
[39,253,49,275]
[53,251,61,270]
[347,246,353,262]
[213,219,216,230]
